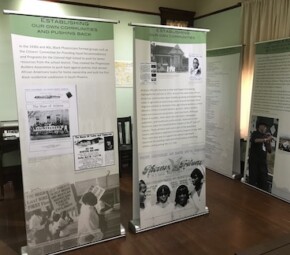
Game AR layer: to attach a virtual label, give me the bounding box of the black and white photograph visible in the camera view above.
[150,42,189,73]
[139,180,147,209]
[104,135,114,151]
[28,110,70,140]
[139,151,206,229]
[278,136,290,152]
[24,174,121,254]
[246,115,279,193]
[189,55,203,81]
[189,56,202,76]
[151,183,174,225]
[172,184,199,220]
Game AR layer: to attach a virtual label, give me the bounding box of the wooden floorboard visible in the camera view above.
[1,169,290,255]
[235,233,290,255]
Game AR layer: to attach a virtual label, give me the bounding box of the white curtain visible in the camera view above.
[241,0,290,138]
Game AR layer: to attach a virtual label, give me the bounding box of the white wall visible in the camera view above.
[194,0,240,16]
[194,7,241,49]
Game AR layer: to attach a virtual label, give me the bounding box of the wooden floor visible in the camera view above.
[1,169,290,255]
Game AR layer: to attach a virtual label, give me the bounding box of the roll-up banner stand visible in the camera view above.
[129,23,209,233]
[243,38,290,203]
[4,10,125,255]
[206,46,243,179]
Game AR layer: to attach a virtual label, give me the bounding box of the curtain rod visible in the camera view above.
[207,44,243,51]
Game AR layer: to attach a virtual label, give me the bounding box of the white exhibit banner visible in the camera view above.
[206,46,242,178]
[8,13,122,254]
[132,25,208,230]
[244,38,290,201]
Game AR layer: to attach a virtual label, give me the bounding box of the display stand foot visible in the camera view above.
[21,224,126,255]
[232,173,243,180]
[129,207,209,234]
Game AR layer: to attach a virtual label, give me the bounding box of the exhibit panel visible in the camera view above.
[206,46,242,178]
[131,24,209,231]
[7,12,124,255]
[244,38,290,201]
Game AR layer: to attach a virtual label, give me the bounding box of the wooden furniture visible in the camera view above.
[0,122,21,199]
[117,117,132,177]
[159,7,195,27]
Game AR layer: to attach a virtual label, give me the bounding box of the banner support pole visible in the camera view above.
[129,22,209,32]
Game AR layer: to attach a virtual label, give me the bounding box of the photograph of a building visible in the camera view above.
[151,43,189,73]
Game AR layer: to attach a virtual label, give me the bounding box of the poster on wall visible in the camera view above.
[206,46,242,178]
[115,61,133,87]
[7,11,123,254]
[244,38,290,202]
[131,24,209,231]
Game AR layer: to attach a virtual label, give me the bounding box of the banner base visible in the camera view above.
[232,173,243,180]
[129,207,209,234]
[21,224,126,255]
